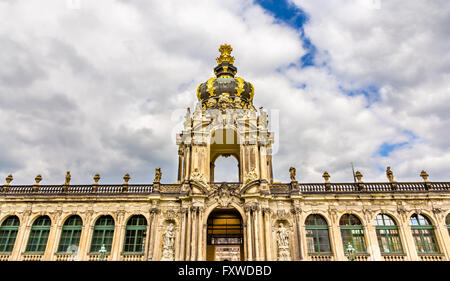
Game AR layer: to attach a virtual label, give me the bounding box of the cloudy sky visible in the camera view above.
[1,0,449,185]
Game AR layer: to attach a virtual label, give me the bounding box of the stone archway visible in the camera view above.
[206,208,244,261]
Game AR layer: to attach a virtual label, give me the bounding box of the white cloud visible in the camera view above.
[0,0,449,185]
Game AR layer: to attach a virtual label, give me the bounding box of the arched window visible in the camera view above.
[446,214,450,236]
[57,215,83,253]
[410,214,440,254]
[0,216,20,253]
[374,214,403,254]
[339,214,367,253]
[25,216,51,253]
[305,214,331,254]
[123,215,147,253]
[90,215,115,253]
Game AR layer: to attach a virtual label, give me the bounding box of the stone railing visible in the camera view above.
[55,253,80,261]
[308,254,334,261]
[1,181,449,197]
[121,253,145,261]
[88,253,111,261]
[274,182,450,194]
[418,254,446,261]
[0,253,11,261]
[382,253,407,261]
[22,253,44,261]
[346,254,370,261]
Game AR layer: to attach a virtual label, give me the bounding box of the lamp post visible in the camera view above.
[345,242,356,261]
[99,244,107,261]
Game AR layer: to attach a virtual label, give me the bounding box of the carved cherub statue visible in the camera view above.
[190,168,207,186]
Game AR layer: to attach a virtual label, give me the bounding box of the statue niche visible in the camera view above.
[161,222,175,261]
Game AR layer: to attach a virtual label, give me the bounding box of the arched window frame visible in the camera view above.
[339,214,367,254]
[446,214,450,236]
[0,216,20,253]
[305,214,332,254]
[90,215,115,253]
[25,216,51,253]
[57,215,83,253]
[123,215,147,253]
[410,214,440,254]
[374,214,403,254]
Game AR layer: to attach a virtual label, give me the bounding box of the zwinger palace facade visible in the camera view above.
[1,45,450,262]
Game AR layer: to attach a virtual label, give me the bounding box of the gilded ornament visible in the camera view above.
[216,43,235,64]
[235,77,245,97]
[206,77,216,97]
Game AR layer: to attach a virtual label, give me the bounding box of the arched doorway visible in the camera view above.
[210,128,241,183]
[211,155,239,182]
[206,209,244,261]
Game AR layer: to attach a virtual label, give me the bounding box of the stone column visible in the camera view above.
[179,207,187,260]
[112,212,126,260]
[78,213,94,260]
[330,224,345,260]
[259,146,268,181]
[190,206,198,261]
[178,149,183,182]
[197,207,204,260]
[46,213,63,260]
[11,212,32,260]
[364,223,382,261]
[146,208,159,260]
[184,147,191,181]
[245,206,253,261]
[257,207,266,260]
[397,213,418,261]
[262,208,273,260]
[185,207,192,260]
[432,211,450,260]
[292,207,303,260]
[436,222,450,259]
[253,205,261,260]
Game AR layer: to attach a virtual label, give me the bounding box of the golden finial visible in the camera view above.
[5,174,13,185]
[216,43,235,65]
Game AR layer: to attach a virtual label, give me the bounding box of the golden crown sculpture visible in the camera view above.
[216,43,235,64]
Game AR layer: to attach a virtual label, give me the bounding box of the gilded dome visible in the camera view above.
[196,44,255,109]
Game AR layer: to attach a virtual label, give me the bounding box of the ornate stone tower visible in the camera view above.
[176,44,275,193]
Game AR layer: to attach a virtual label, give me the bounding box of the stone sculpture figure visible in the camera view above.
[276,223,291,261]
[161,223,175,261]
[289,167,296,182]
[190,168,208,186]
[386,167,394,182]
[154,168,162,183]
[64,171,71,185]
[243,167,258,185]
